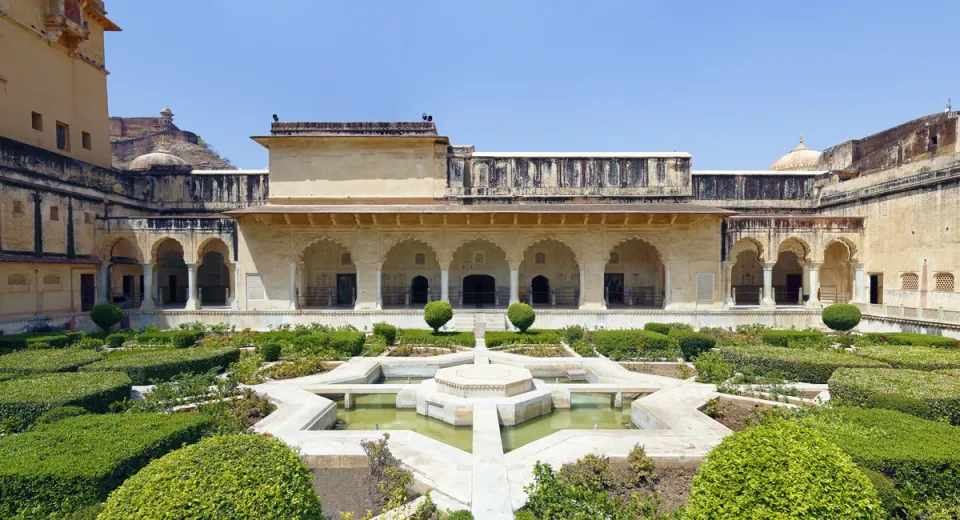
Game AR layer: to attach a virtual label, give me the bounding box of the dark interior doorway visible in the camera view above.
[80,274,95,312]
[168,275,178,304]
[531,275,550,304]
[605,273,624,304]
[411,276,429,304]
[784,274,803,304]
[336,274,357,306]
[463,274,495,306]
[870,274,883,304]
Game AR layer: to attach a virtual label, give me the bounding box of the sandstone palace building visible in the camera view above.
[1,1,958,337]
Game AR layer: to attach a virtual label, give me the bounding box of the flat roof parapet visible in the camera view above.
[269,121,439,137]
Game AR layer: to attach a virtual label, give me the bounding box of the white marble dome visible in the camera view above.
[129,151,190,172]
[770,136,822,171]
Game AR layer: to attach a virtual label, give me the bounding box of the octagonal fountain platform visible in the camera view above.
[417,363,552,426]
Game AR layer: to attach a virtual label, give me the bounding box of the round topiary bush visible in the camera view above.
[105,334,126,349]
[686,419,885,520]
[424,301,453,333]
[90,304,124,332]
[259,342,281,362]
[675,331,717,361]
[822,303,863,332]
[98,434,323,519]
[507,302,536,333]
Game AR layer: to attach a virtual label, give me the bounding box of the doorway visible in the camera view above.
[784,274,802,304]
[605,273,624,304]
[531,275,550,304]
[463,274,495,306]
[870,274,883,304]
[80,274,95,311]
[168,275,178,304]
[336,274,357,306]
[411,276,429,304]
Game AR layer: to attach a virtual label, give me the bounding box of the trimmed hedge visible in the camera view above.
[822,303,862,332]
[507,302,536,332]
[686,419,884,520]
[398,329,474,347]
[0,348,103,375]
[98,434,323,520]
[424,301,453,332]
[35,405,88,425]
[673,331,716,361]
[106,333,126,348]
[79,347,240,385]
[0,332,83,354]
[802,406,960,501]
[259,342,281,362]
[643,322,691,335]
[0,371,132,427]
[134,330,203,348]
[327,330,365,357]
[863,332,959,348]
[829,368,960,425]
[592,330,679,361]
[761,329,823,348]
[372,322,397,345]
[90,303,124,331]
[854,345,960,371]
[0,412,211,517]
[486,330,562,348]
[719,344,889,383]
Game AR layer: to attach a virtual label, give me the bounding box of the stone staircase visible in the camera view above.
[449,312,508,332]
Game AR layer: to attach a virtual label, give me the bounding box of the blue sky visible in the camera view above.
[105,1,958,170]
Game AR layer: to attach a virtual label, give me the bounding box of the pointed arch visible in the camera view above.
[381,237,441,306]
[604,237,665,308]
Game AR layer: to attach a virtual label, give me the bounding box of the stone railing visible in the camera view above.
[856,303,960,326]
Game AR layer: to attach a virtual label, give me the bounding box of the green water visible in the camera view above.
[501,394,636,453]
[333,394,473,453]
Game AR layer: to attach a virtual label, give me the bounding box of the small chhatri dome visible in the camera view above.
[770,135,822,171]
[128,138,191,172]
[160,106,174,119]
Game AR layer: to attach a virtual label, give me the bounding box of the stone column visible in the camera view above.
[579,266,586,309]
[296,261,306,308]
[722,261,734,307]
[98,263,109,304]
[806,261,821,308]
[440,268,450,303]
[801,262,810,303]
[185,262,199,310]
[509,265,520,305]
[760,261,776,308]
[375,268,383,310]
[853,262,866,303]
[232,262,241,310]
[663,267,672,308]
[289,263,298,310]
[140,262,155,310]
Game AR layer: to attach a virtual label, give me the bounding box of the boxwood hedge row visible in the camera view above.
[761,329,823,348]
[592,330,679,360]
[0,371,132,428]
[719,345,889,383]
[98,434,323,519]
[133,330,204,348]
[485,330,563,348]
[0,349,103,375]
[79,347,240,385]
[0,332,84,354]
[854,345,960,371]
[398,329,475,347]
[828,368,960,425]
[863,332,958,348]
[0,412,211,517]
[801,406,960,501]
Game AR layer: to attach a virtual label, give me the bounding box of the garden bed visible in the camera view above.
[388,345,459,357]
[0,371,132,428]
[719,344,889,383]
[592,330,680,361]
[485,330,562,348]
[498,345,571,357]
[0,349,104,375]
[828,367,960,424]
[620,362,696,379]
[79,347,240,385]
[853,345,960,371]
[397,330,474,348]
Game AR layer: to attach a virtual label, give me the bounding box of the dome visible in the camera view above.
[770,136,822,171]
[129,151,190,172]
[160,107,174,118]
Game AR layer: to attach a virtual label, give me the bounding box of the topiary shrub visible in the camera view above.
[762,329,823,348]
[424,301,453,332]
[34,405,88,424]
[105,333,126,349]
[854,345,960,371]
[0,349,104,376]
[674,331,717,361]
[562,325,584,344]
[328,330,365,357]
[686,419,885,519]
[170,330,200,348]
[0,413,211,518]
[693,351,735,384]
[719,344,890,383]
[79,347,240,385]
[98,434,323,520]
[592,330,680,361]
[643,322,670,335]
[90,304,124,332]
[73,337,104,350]
[828,368,960,424]
[863,332,959,348]
[259,342,281,362]
[507,302,536,333]
[372,322,397,345]
[397,329,475,348]
[485,330,562,348]
[0,371,131,429]
[823,303,863,332]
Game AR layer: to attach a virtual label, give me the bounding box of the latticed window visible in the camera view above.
[609,252,620,265]
[535,252,546,265]
[414,253,425,265]
[935,273,955,292]
[900,272,919,291]
[7,274,27,291]
[340,253,351,266]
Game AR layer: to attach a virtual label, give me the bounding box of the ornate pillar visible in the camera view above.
[801,262,810,303]
[663,267,673,308]
[98,262,109,304]
[295,261,306,309]
[440,267,450,303]
[185,262,199,310]
[509,261,520,305]
[722,260,734,307]
[852,262,866,303]
[140,262,155,310]
[289,263,298,310]
[760,261,776,308]
[232,262,241,310]
[806,261,821,308]
[375,268,383,310]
